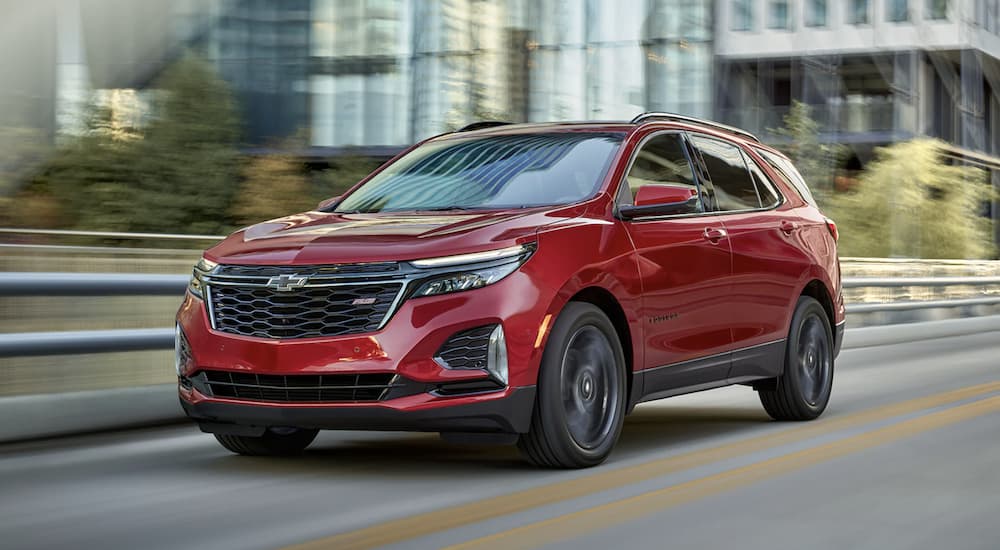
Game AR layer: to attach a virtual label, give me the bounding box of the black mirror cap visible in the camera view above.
[618,197,700,220]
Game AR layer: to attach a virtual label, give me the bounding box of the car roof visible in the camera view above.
[437,119,790,160]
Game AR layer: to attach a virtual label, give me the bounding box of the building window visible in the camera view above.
[849,0,871,23]
[732,0,753,31]
[806,0,828,26]
[887,0,909,21]
[769,1,792,29]
[927,0,948,19]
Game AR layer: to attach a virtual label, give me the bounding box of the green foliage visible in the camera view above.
[10,54,241,236]
[314,155,382,201]
[116,55,241,235]
[769,100,846,204]
[0,127,48,197]
[826,138,996,259]
[231,154,315,226]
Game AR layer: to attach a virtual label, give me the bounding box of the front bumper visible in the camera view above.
[176,268,553,435]
[182,385,536,435]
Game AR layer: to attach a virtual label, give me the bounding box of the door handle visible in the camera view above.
[703,227,727,243]
[779,220,798,235]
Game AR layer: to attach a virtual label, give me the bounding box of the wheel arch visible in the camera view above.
[562,286,641,412]
[799,278,836,333]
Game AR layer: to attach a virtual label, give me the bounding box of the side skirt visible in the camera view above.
[632,339,786,405]
[728,339,786,384]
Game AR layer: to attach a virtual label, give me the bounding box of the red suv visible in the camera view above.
[177,113,844,468]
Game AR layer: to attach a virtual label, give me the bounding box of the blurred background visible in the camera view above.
[0,0,998,258]
[2,0,1000,410]
[2,4,1000,549]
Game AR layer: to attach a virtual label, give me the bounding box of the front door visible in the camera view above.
[617,131,733,398]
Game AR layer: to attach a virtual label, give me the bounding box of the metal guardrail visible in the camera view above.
[842,277,1000,288]
[0,272,188,296]
[0,329,174,358]
[848,297,1000,314]
[0,272,998,358]
[0,228,225,241]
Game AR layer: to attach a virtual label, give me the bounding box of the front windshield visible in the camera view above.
[334,132,624,213]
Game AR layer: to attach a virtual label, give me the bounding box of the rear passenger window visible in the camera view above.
[689,136,759,211]
[744,152,782,208]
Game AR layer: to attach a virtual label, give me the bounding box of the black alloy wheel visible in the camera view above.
[759,296,834,421]
[519,302,627,468]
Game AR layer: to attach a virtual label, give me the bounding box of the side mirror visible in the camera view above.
[316,196,341,211]
[619,184,700,220]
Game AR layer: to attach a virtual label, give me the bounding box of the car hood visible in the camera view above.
[205,207,583,265]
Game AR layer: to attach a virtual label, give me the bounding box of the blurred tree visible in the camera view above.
[0,127,48,197]
[769,100,846,204]
[231,154,314,225]
[826,138,996,259]
[124,55,241,235]
[314,155,382,202]
[8,54,241,236]
[4,106,139,230]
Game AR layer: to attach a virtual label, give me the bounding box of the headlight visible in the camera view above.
[188,257,217,298]
[411,244,534,297]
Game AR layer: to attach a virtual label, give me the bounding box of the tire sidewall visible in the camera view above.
[535,302,628,466]
[784,297,834,415]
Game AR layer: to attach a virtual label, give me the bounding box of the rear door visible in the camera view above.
[688,135,812,382]
[616,131,734,398]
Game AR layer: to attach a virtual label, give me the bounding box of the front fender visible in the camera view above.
[526,216,643,381]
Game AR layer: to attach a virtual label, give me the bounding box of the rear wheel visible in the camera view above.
[214,428,318,456]
[759,296,834,421]
[518,303,627,468]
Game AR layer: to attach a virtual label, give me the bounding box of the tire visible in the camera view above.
[759,296,834,421]
[518,302,627,468]
[214,428,318,456]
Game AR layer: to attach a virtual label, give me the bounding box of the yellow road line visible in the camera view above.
[282,381,1000,550]
[448,394,1000,550]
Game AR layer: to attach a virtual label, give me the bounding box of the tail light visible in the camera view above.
[824,218,839,242]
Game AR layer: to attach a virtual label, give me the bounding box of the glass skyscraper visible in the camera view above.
[190,0,714,148]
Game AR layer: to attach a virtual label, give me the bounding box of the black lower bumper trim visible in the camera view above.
[182,386,536,435]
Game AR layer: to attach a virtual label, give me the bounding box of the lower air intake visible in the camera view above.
[201,371,399,403]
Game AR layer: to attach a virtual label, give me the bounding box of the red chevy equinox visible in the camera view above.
[177,114,845,468]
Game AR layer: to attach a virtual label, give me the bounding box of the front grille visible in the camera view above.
[435,325,496,370]
[208,283,401,339]
[202,370,399,402]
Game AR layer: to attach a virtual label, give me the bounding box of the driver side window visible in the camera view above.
[618,134,702,212]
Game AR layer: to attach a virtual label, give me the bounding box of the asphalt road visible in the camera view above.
[2,331,999,550]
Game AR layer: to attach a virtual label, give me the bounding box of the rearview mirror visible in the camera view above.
[618,184,700,220]
[316,196,341,211]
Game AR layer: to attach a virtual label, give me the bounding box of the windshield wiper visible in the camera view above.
[419,206,479,212]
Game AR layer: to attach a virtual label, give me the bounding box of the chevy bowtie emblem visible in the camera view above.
[265,273,309,292]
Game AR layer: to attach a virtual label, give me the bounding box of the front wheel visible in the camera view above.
[518,303,627,468]
[759,296,834,421]
[214,428,318,456]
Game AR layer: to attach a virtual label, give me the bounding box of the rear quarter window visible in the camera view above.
[755,148,818,207]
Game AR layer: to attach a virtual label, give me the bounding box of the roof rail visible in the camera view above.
[457,121,514,132]
[630,112,760,143]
